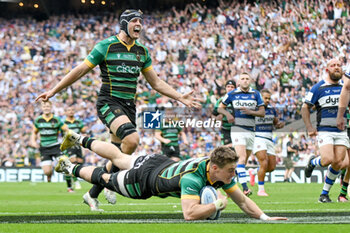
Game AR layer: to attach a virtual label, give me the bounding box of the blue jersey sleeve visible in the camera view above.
[256,92,264,106]
[221,93,232,106]
[304,84,319,106]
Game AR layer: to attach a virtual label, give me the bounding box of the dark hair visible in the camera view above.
[210,146,238,168]
[260,89,271,95]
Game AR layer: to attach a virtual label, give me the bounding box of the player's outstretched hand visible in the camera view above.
[35,90,55,102]
[178,91,202,108]
[267,217,288,221]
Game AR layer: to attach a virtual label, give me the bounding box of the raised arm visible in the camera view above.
[142,68,201,108]
[36,62,92,102]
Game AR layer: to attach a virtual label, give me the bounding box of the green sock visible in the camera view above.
[340,182,349,196]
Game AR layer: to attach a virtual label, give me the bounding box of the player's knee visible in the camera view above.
[332,159,343,170]
[259,159,268,170]
[267,163,276,172]
[91,167,108,186]
[116,122,137,141]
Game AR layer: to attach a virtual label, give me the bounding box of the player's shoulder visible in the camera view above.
[250,88,261,95]
[134,40,148,49]
[34,115,43,122]
[98,35,119,46]
[52,115,62,122]
[266,104,274,110]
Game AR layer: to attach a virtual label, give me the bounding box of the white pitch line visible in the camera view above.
[73,202,180,206]
[1,208,349,216]
[263,208,350,212]
[0,210,183,216]
[2,216,350,224]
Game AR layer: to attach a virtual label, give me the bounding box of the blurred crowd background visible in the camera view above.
[0,0,349,168]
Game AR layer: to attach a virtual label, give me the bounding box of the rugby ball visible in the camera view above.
[200,186,221,220]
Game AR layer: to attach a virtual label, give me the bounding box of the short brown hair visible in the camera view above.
[210,146,238,168]
[41,100,52,105]
[260,89,271,95]
[240,72,251,79]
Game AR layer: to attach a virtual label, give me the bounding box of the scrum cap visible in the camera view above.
[120,9,143,37]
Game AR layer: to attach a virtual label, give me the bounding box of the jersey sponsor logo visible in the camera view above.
[116,63,141,74]
[256,116,274,123]
[232,100,257,108]
[40,129,57,135]
[165,129,179,134]
[325,96,339,105]
[318,94,339,107]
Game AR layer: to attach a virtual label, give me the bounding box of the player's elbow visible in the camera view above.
[183,211,197,221]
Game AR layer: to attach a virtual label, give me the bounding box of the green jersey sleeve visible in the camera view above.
[180,173,204,197]
[85,41,108,66]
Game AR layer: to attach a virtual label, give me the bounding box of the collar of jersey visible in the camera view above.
[116,35,135,51]
[237,87,252,93]
[206,161,214,185]
[42,113,53,122]
[65,118,75,123]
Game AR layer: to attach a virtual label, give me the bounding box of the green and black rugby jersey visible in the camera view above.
[157,123,182,147]
[34,115,64,147]
[84,35,152,100]
[65,118,84,134]
[155,157,238,199]
[213,97,234,130]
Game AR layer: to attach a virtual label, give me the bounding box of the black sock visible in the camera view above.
[72,164,83,177]
[89,185,104,198]
[65,175,72,188]
[82,137,95,150]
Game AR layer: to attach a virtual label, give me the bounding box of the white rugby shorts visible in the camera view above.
[317,131,350,148]
[253,136,276,155]
[230,126,255,150]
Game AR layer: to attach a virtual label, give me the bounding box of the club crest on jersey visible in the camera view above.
[136,52,141,62]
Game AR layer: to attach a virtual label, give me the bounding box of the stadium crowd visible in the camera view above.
[0,0,349,168]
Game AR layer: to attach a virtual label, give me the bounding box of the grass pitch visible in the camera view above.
[1,181,349,232]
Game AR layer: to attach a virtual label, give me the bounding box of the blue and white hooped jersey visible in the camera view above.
[255,105,277,140]
[304,79,345,132]
[222,87,264,131]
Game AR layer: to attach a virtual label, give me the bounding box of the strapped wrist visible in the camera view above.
[214,199,224,211]
[259,213,270,220]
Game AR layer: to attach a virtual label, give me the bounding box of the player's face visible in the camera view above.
[327,59,342,81]
[225,84,235,93]
[66,107,74,118]
[41,102,52,115]
[262,92,271,106]
[239,74,251,90]
[128,18,143,39]
[214,163,236,184]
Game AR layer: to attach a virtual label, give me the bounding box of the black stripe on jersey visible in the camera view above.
[112,86,136,93]
[108,43,146,55]
[105,59,143,67]
[317,84,342,91]
[100,62,108,77]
